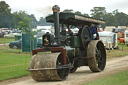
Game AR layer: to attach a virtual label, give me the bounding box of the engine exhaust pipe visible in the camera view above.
[52,5,60,44]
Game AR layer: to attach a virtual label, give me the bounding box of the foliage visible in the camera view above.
[90,7,106,19]
[83,13,89,17]
[0,1,38,29]
[104,13,119,27]
[29,14,38,28]
[90,7,128,26]
[115,12,128,26]
[16,12,38,40]
[38,17,44,26]
[62,9,90,17]
[62,9,74,13]
[75,11,82,15]
[16,13,31,34]
[12,11,37,29]
[38,17,53,26]
[0,1,12,28]
[15,12,38,52]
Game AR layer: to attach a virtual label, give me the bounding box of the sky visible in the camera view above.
[3,0,128,20]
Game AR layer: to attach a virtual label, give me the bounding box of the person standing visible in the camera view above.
[90,23,97,40]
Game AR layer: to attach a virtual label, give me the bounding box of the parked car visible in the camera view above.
[112,28,125,33]
[37,28,51,38]
[70,28,79,34]
[9,38,43,49]
[9,39,21,49]
[4,33,21,38]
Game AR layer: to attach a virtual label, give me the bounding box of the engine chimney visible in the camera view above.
[52,5,60,44]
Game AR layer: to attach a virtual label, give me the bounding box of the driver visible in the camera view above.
[90,23,97,40]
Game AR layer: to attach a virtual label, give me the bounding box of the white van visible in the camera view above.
[124,30,128,46]
[98,31,119,49]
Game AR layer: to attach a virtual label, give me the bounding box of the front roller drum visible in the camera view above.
[28,52,70,81]
[87,40,106,72]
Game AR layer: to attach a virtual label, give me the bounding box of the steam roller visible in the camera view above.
[27,5,106,81]
[29,52,70,81]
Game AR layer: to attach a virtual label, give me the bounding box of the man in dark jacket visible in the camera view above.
[90,23,97,40]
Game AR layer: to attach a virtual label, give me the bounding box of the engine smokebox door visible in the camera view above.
[43,34,51,46]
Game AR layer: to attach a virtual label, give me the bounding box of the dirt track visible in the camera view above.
[1,56,128,85]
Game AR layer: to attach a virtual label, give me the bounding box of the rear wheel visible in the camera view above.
[70,67,77,73]
[87,40,106,72]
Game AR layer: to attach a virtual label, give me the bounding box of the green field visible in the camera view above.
[84,70,128,85]
[0,39,128,82]
[0,45,31,81]
[0,38,15,44]
[106,43,128,59]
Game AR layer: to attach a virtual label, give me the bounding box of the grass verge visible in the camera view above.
[0,38,15,44]
[84,43,128,85]
[106,43,128,59]
[84,70,128,85]
[0,45,31,81]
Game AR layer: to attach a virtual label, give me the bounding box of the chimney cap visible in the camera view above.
[52,5,60,12]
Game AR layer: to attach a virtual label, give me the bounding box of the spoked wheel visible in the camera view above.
[69,60,77,73]
[29,52,70,81]
[56,54,70,80]
[87,40,106,72]
[70,67,77,73]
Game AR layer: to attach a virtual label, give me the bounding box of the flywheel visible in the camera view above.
[28,52,70,81]
[87,40,106,72]
[79,25,91,49]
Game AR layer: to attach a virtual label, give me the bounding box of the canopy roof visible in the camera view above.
[46,13,105,26]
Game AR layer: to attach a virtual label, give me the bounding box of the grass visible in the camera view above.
[0,38,128,81]
[0,45,31,81]
[0,38,15,44]
[106,43,128,59]
[84,70,128,85]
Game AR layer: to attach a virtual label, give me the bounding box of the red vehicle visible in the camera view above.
[97,28,104,32]
[118,32,125,43]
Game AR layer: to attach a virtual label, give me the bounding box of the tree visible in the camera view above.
[29,14,37,28]
[38,17,53,26]
[83,13,90,17]
[113,9,118,15]
[90,7,106,19]
[75,11,82,15]
[16,12,36,36]
[12,11,27,28]
[38,17,44,26]
[0,1,12,28]
[115,12,128,26]
[104,13,118,26]
[62,9,73,13]
[16,14,38,52]
[12,11,38,29]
